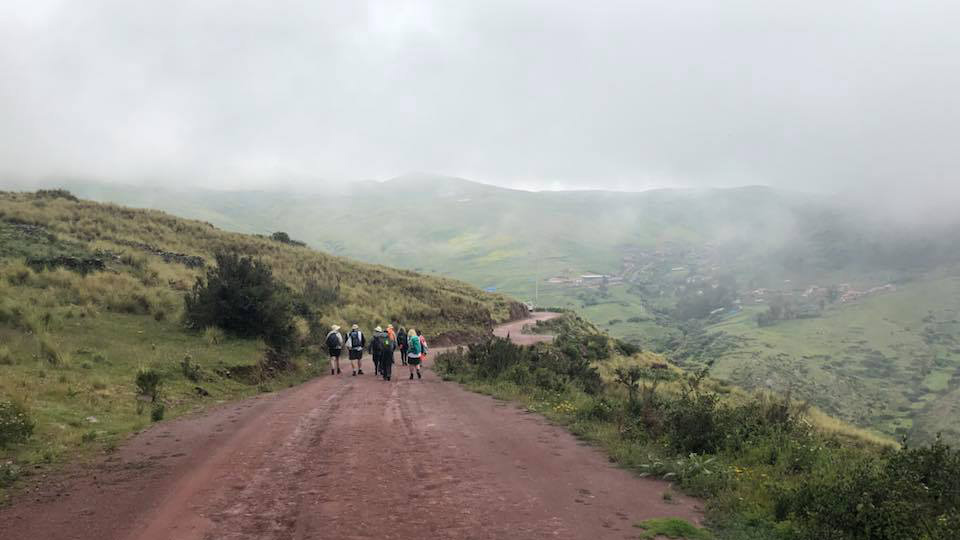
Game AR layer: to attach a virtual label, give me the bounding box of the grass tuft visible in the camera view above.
[633,518,713,539]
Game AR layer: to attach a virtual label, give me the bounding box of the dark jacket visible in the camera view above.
[370,330,390,358]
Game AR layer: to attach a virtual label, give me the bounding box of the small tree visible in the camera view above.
[184,252,296,363]
[614,365,645,405]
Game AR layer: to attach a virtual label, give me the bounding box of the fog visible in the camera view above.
[2,1,959,211]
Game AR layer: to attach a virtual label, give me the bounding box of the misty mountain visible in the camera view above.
[45,175,960,299]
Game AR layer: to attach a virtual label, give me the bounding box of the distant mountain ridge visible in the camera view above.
[9,175,959,298]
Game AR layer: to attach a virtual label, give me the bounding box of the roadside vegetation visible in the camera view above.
[434,313,959,539]
[64,177,960,447]
[0,189,521,501]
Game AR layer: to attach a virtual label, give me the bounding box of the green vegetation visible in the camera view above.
[185,251,299,365]
[707,275,960,444]
[435,316,959,539]
[0,400,34,448]
[634,518,713,539]
[52,176,960,444]
[0,189,518,500]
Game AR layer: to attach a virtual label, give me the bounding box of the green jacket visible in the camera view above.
[408,334,422,356]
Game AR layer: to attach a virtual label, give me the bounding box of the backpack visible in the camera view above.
[349,330,362,349]
[326,332,340,350]
[397,331,407,348]
[373,332,390,355]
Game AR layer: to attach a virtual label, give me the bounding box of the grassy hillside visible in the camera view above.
[0,189,520,498]
[31,177,960,444]
[707,272,960,444]
[433,313,958,540]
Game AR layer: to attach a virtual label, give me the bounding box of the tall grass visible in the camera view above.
[1,191,521,340]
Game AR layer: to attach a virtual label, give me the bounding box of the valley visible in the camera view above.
[50,175,960,444]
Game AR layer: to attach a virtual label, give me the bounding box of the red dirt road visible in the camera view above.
[493,311,560,345]
[0,315,700,539]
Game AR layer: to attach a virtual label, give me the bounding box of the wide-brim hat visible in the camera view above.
[387,324,394,329]
[331,325,341,331]
[375,326,383,332]
[352,324,359,330]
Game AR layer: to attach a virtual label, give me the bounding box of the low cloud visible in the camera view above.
[1,1,958,210]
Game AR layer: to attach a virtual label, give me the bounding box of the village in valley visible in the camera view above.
[541,241,898,325]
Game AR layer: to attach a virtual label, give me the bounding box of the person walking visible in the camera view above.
[370,326,381,376]
[325,325,343,375]
[397,326,409,366]
[416,329,428,364]
[345,324,365,375]
[386,324,397,366]
[371,326,392,381]
[406,327,423,379]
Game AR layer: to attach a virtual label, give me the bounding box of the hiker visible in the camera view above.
[416,329,428,363]
[406,327,424,379]
[370,326,380,376]
[325,325,344,375]
[345,324,366,375]
[387,324,397,365]
[371,326,393,381]
[397,326,409,365]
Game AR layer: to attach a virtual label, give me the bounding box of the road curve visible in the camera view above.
[493,311,560,345]
[0,314,701,539]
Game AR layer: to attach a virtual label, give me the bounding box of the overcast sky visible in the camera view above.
[1,1,958,202]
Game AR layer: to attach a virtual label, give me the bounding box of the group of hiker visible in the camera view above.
[324,324,427,381]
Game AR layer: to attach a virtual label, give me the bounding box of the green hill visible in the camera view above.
[0,189,521,494]
[30,176,960,444]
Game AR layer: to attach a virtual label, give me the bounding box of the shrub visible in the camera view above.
[579,396,617,421]
[0,400,35,447]
[665,381,725,454]
[150,402,165,422]
[615,339,641,356]
[180,354,202,382]
[434,349,470,376]
[35,189,79,202]
[203,326,225,345]
[468,337,532,379]
[787,435,960,540]
[135,368,162,402]
[38,334,65,366]
[270,231,305,246]
[503,362,532,386]
[184,252,296,361]
[535,343,603,394]
[3,262,34,286]
[533,367,565,392]
[0,461,23,487]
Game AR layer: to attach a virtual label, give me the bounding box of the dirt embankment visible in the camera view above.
[0,314,700,539]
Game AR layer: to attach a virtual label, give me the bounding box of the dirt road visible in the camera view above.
[493,311,559,345]
[0,315,700,539]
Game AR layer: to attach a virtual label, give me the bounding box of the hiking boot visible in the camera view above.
[358,369,364,375]
[331,369,335,375]
[409,373,414,380]
[352,370,356,376]
[417,370,422,379]
[336,368,341,374]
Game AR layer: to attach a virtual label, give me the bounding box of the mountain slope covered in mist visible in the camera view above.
[28,175,960,443]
